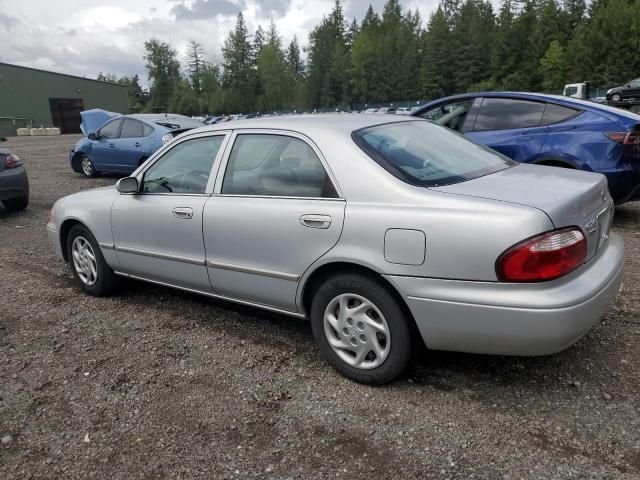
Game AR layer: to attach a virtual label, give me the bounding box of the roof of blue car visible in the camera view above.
[417,91,640,124]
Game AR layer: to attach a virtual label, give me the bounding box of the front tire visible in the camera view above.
[66,224,118,296]
[310,273,412,385]
[611,92,623,103]
[79,154,97,178]
[2,196,29,212]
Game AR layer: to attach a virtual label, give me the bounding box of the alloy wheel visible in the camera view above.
[323,293,391,369]
[81,156,94,176]
[71,236,98,286]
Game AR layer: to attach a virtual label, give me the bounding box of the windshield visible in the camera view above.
[353,120,514,187]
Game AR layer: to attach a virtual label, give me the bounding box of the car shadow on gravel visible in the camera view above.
[115,277,603,396]
[614,204,640,228]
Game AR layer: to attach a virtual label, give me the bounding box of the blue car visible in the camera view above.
[70,110,205,177]
[412,92,640,204]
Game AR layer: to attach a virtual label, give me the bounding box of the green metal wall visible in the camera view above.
[0,62,129,136]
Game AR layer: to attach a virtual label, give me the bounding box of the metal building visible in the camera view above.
[0,62,129,136]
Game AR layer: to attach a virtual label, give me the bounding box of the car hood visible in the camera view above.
[431,164,610,229]
[80,109,120,135]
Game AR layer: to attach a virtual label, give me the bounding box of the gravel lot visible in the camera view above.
[1,134,639,479]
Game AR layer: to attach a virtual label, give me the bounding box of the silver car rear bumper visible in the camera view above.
[385,233,625,356]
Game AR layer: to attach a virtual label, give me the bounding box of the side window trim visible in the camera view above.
[470,97,546,132]
[134,131,231,196]
[461,97,481,133]
[212,129,344,200]
[540,102,582,126]
[99,118,123,139]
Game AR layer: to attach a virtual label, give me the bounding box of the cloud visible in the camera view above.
[171,0,244,20]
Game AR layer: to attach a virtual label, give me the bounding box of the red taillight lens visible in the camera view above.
[5,154,21,168]
[496,228,587,282]
[605,131,640,145]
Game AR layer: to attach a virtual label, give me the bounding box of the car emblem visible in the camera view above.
[586,219,598,235]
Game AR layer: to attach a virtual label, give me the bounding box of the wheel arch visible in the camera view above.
[299,261,420,342]
[533,157,578,169]
[71,151,86,172]
[59,218,85,262]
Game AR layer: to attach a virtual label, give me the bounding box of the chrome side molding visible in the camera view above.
[206,260,300,282]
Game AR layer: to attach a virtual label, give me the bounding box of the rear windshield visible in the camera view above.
[353,120,514,187]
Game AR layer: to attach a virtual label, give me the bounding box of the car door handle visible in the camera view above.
[134,142,141,147]
[299,214,331,229]
[109,143,115,148]
[172,207,194,219]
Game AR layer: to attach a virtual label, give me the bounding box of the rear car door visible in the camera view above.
[465,98,548,162]
[203,131,345,312]
[110,132,229,291]
[92,118,123,170]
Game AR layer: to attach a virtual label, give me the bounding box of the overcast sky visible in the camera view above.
[0,0,440,84]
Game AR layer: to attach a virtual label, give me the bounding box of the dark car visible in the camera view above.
[70,110,205,177]
[412,92,640,204]
[606,78,640,103]
[0,138,29,212]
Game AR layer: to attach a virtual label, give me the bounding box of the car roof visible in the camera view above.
[189,113,416,137]
[416,92,640,124]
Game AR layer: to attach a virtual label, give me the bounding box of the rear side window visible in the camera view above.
[353,120,514,187]
[142,124,154,136]
[120,119,144,138]
[473,98,545,131]
[99,118,122,139]
[541,103,579,125]
[221,134,338,198]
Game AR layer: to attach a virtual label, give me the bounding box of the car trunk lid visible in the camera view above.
[432,163,613,260]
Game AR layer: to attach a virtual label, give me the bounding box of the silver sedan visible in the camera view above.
[47,115,625,384]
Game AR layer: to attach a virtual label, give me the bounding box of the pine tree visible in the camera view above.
[222,13,256,112]
[539,40,568,91]
[420,7,452,99]
[185,40,205,94]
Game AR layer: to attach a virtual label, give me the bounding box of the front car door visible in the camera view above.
[110,132,229,291]
[464,97,548,162]
[92,118,123,171]
[203,131,346,312]
[626,79,640,99]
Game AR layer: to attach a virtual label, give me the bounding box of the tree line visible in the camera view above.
[98,0,640,115]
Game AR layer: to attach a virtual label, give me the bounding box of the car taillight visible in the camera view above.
[496,228,586,282]
[161,134,173,145]
[5,154,21,168]
[605,131,640,145]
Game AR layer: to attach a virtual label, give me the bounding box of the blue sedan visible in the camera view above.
[70,110,205,177]
[412,92,640,204]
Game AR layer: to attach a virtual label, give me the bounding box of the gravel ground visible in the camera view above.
[1,134,639,479]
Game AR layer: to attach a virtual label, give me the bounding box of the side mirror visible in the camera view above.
[116,177,139,194]
[88,132,97,141]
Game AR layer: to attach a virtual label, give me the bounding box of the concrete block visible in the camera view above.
[16,128,31,136]
[30,128,47,136]
[46,128,61,135]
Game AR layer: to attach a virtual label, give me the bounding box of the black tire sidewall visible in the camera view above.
[66,224,115,296]
[310,273,412,385]
[2,196,29,212]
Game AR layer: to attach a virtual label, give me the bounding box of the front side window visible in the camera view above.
[419,100,473,132]
[142,136,224,194]
[120,119,144,138]
[99,119,122,139]
[473,98,545,131]
[353,120,514,187]
[628,79,640,88]
[221,134,338,198]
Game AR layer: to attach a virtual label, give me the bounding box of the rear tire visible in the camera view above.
[80,154,97,178]
[2,196,29,212]
[310,273,412,385]
[66,224,118,296]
